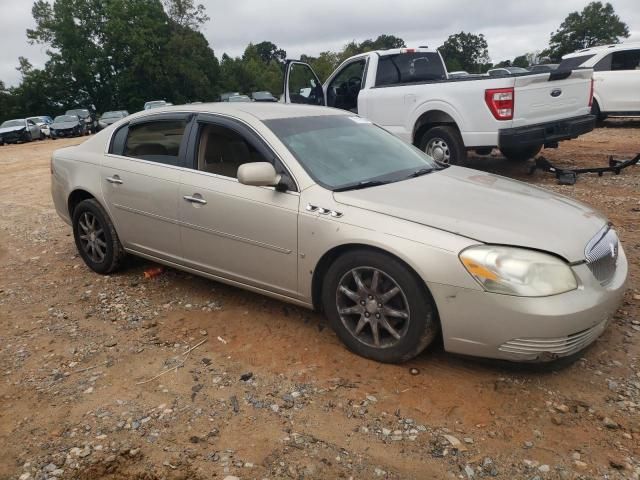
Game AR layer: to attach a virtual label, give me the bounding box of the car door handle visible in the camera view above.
[183,195,207,205]
[106,175,123,184]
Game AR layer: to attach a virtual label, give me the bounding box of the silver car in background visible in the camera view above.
[50,103,627,363]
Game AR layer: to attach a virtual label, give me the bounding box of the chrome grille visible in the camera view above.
[499,320,606,357]
[584,226,619,286]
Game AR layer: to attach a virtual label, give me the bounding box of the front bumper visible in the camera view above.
[51,129,78,138]
[430,245,627,362]
[499,115,596,149]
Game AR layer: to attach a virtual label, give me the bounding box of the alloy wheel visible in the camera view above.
[336,267,411,348]
[78,212,107,263]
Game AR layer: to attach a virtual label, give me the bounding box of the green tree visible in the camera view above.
[162,0,209,29]
[438,32,490,73]
[300,51,340,82]
[543,1,629,61]
[512,55,529,68]
[254,41,287,64]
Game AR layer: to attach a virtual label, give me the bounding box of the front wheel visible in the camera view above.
[500,145,542,162]
[72,199,126,274]
[322,249,439,363]
[418,126,467,166]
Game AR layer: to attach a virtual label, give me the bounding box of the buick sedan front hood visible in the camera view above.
[333,167,607,262]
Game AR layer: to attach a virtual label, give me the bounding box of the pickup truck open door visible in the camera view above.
[283,61,326,106]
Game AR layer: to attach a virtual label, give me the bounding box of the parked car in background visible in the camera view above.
[27,116,54,137]
[528,64,559,73]
[448,70,470,78]
[487,67,530,76]
[50,103,627,363]
[144,100,169,110]
[0,118,43,144]
[282,47,596,164]
[66,108,98,134]
[252,91,278,102]
[228,95,252,102]
[98,111,130,130]
[50,115,85,138]
[560,42,640,120]
[219,92,240,102]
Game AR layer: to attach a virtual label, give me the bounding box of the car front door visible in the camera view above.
[283,61,326,106]
[100,113,193,262]
[27,119,40,138]
[178,114,299,297]
[594,49,640,112]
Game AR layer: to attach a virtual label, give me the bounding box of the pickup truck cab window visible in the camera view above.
[375,52,446,86]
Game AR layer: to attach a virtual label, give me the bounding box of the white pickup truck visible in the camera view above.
[282,47,596,165]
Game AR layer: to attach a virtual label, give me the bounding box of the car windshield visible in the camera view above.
[54,115,77,123]
[1,119,24,127]
[144,101,166,109]
[101,111,123,119]
[265,115,440,191]
[27,117,43,124]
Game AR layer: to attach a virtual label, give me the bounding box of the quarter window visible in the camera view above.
[123,120,187,166]
[611,49,640,70]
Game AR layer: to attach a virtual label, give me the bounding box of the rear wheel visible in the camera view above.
[500,144,542,162]
[591,100,606,123]
[322,249,439,363]
[418,125,467,166]
[72,199,126,274]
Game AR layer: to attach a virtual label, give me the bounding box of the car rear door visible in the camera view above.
[593,49,640,112]
[178,113,300,297]
[511,69,593,127]
[101,113,193,262]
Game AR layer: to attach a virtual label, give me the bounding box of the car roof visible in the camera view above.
[129,102,350,122]
[563,41,640,59]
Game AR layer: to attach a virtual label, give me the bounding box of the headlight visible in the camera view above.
[459,245,577,297]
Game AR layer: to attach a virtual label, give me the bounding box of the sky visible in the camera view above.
[1,0,639,86]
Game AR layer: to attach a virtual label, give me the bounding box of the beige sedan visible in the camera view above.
[51,103,627,363]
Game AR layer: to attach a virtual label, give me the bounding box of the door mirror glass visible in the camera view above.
[237,162,281,187]
[286,62,324,105]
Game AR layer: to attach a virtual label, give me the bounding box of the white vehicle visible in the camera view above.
[283,48,596,164]
[560,42,640,120]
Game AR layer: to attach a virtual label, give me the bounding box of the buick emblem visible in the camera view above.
[551,89,562,97]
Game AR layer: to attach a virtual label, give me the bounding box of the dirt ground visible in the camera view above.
[0,121,639,480]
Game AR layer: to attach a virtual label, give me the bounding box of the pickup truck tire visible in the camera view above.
[72,199,126,274]
[591,100,606,123]
[322,249,439,363]
[418,126,467,166]
[499,145,542,162]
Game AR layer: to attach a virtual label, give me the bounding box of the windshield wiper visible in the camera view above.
[333,180,389,192]
[407,167,436,178]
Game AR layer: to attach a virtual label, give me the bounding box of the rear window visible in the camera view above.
[375,52,446,87]
[557,54,595,70]
[123,120,187,166]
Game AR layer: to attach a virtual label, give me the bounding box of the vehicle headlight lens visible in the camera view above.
[459,245,577,297]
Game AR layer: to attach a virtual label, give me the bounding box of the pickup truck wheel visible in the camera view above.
[419,126,467,166]
[322,249,439,363]
[500,145,542,162]
[591,100,606,123]
[72,199,126,274]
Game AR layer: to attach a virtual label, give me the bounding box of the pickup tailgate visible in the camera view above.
[512,69,593,127]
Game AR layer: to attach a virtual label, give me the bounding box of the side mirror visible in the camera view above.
[237,162,282,188]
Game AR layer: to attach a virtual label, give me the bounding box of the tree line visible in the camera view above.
[0,0,630,122]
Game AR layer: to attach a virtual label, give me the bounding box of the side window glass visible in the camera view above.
[197,124,296,191]
[288,63,324,105]
[594,54,612,72]
[123,120,187,166]
[110,125,129,155]
[611,50,640,71]
[327,61,366,112]
[376,53,446,86]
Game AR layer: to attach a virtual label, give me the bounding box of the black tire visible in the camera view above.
[322,249,439,363]
[72,199,126,274]
[591,100,606,124]
[499,144,542,162]
[418,125,467,166]
[474,147,493,156]
[24,131,33,143]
